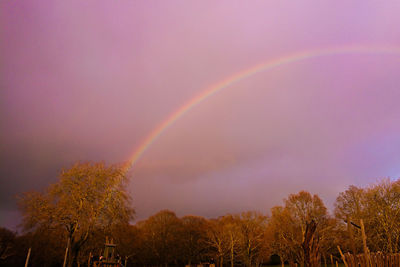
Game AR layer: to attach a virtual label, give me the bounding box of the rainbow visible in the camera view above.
[125,44,400,171]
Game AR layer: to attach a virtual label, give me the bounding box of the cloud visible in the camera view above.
[2,0,400,228]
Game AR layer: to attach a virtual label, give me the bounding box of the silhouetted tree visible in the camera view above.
[0,227,15,265]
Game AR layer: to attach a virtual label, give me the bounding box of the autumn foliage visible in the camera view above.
[17,162,134,267]
[2,162,400,267]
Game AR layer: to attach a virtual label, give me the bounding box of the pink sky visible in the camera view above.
[2,1,400,228]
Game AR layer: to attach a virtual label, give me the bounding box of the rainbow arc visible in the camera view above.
[124,44,400,172]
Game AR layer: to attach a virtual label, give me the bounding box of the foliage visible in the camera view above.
[180,215,209,265]
[205,218,229,267]
[235,211,268,267]
[5,173,400,267]
[18,161,134,267]
[334,179,400,254]
[268,191,328,265]
[137,210,182,267]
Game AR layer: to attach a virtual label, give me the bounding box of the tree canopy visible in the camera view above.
[10,170,400,267]
[18,161,134,267]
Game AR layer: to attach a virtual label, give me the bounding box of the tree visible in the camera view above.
[317,217,343,266]
[363,179,400,253]
[180,215,208,266]
[285,191,327,238]
[268,191,328,266]
[267,206,300,266]
[218,215,241,267]
[334,185,366,254]
[139,210,182,267]
[235,212,268,267]
[18,161,134,267]
[334,180,400,253]
[0,227,15,264]
[24,226,66,267]
[109,223,141,267]
[334,185,365,223]
[205,218,229,267]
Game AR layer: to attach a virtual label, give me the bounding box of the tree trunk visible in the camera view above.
[63,238,70,267]
[360,219,370,267]
[230,243,234,267]
[347,217,356,255]
[67,242,80,267]
[302,220,318,267]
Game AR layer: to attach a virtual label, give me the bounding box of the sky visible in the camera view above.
[2,1,400,230]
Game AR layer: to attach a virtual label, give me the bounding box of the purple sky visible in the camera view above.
[2,1,400,229]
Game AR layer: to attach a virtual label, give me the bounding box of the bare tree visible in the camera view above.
[267,206,301,266]
[235,211,268,267]
[364,179,400,253]
[205,218,229,267]
[139,210,182,267]
[18,161,134,267]
[268,191,328,266]
[180,215,208,266]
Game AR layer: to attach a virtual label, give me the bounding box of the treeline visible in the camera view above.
[1,163,400,267]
